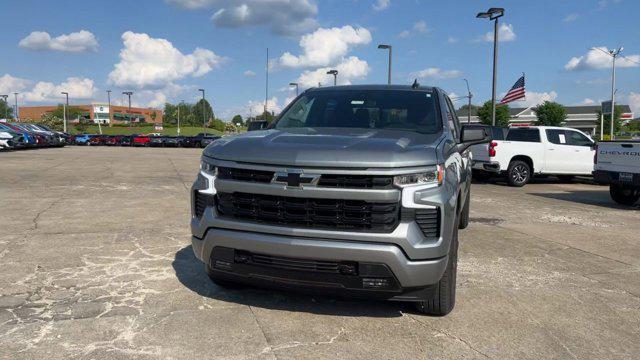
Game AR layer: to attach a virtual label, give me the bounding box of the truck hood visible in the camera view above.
[204,128,442,168]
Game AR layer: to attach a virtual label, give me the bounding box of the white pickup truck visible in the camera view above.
[593,141,640,205]
[472,126,595,187]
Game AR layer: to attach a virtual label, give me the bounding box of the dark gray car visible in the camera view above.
[190,85,490,315]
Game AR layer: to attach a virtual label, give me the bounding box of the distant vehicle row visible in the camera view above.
[71,133,220,148]
[0,122,68,150]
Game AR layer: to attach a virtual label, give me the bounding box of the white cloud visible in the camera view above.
[481,23,516,42]
[410,67,463,80]
[413,21,428,34]
[0,74,30,94]
[21,77,97,103]
[295,56,370,88]
[564,47,640,71]
[627,92,640,114]
[510,91,558,108]
[19,30,98,53]
[447,36,458,44]
[279,26,371,68]
[166,0,215,9]
[372,0,390,11]
[563,13,580,23]
[398,30,410,39]
[243,70,256,77]
[248,96,282,116]
[581,98,596,105]
[108,31,224,89]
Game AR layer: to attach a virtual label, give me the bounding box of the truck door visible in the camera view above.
[565,129,595,175]
[544,129,576,173]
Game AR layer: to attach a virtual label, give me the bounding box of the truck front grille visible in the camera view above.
[217,167,393,189]
[415,208,440,238]
[216,192,399,232]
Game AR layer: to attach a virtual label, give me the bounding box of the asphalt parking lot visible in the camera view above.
[1,147,639,359]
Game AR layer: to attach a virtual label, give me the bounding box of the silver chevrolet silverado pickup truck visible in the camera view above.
[191,85,490,315]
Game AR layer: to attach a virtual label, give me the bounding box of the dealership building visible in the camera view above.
[17,103,163,124]
[456,104,634,135]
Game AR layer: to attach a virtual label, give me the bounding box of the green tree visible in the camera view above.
[596,105,624,138]
[193,99,214,127]
[534,101,566,126]
[255,111,277,123]
[477,101,510,127]
[0,100,13,119]
[50,105,85,120]
[210,118,226,132]
[38,113,64,131]
[232,114,244,126]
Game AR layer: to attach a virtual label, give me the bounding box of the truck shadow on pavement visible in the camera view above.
[528,190,639,210]
[172,245,407,318]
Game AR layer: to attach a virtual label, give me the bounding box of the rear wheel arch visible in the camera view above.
[509,155,534,173]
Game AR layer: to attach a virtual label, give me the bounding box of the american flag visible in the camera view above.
[500,75,525,104]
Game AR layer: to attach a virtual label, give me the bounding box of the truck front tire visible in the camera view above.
[507,160,531,187]
[609,184,640,206]
[415,217,458,316]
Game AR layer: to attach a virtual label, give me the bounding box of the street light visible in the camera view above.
[476,7,504,126]
[327,70,338,86]
[106,90,112,125]
[178,100,184,136]
[289,82,299,96]
[122,91,133,129]
[61,92,69,133]
[13,93,18,121]
[198,88,206,130]
[377,44,392,85]
[462,79,473,123]
[0,95,8,120]
[593,46,623,139]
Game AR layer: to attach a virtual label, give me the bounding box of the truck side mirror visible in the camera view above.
[458,126,492,152]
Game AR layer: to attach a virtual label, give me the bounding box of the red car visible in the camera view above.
[89,135,107,146]
[105,135,122,146]
[132,134,150,147]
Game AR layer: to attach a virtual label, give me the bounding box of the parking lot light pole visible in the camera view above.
[198,88,206,130]
[61,92,69,133]
[327,70,338,86]
[0,95,8,120]
[463,79,473,123]
[289,82,299,96]
[476,7,504,126]
[178,100,184,136]
[123,91,133,130]
[106,90,112,125]
[13,92,18,121]
[377,44,392,85]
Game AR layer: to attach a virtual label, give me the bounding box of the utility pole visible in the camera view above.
[0,95,8,120]
[265,48,269,115]
[61,92,69,133]
[593,47,623,140]
[463,79,473,124]
[13,93,18,121]
[477,8,505,126]
[123,91,133,130]
[106,90,112,125]
[198,88,206,130]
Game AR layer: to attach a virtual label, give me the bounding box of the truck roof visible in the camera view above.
[305,84,437,92]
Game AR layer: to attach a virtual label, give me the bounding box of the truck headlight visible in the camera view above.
[393,165,443,187]
[200,161,217,176]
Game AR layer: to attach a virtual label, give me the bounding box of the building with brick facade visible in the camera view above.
[17,103,162,124]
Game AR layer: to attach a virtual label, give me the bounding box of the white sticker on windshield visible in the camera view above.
[559,134,566,144]
[426,94,432,98]
[351,100,364,105]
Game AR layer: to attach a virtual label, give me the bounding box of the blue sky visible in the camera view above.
[0,0,638,119]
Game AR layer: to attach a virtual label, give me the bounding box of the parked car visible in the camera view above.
[190,84,490,315]
[473,126,595,186]
[181,136,200,148]
[162,136,183,147]
[1,123,42,147]
[593,140,640,205]
[74,134,93,145]
[12,123,62,147]
[132,134,151,147]
[149,135,164,147]
[35,124,71,145]
[105,135,122,146]
[119,135,133,146]
[0,130,16,149]
[191,132,220,148]
[89,135,107,146]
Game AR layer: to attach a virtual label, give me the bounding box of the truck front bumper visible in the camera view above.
[192,231,447,300]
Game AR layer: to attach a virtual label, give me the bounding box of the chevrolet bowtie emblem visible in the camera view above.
[272,170,320,187]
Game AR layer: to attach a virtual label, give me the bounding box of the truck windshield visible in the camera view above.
[274,90,441,134]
